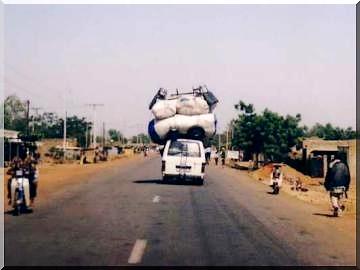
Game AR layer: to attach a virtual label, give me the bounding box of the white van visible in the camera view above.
[161,139,206,185]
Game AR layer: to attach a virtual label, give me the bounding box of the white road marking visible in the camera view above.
[128,239,147,264]
[152,195,160,203]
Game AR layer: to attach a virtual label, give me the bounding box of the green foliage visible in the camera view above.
[35,112,62,138]
[64,116,91,147]
[208,133,227,149]
[232,101,305,162]
[3,95,27,133]
[108,129,123,142]
[3,94,92,148]
[131,133,150,144]
[305,123,356,140]
[32,112,91,148]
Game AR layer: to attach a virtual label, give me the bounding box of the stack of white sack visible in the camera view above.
[151,99,177,120]
[153,113,216,139]
[148,87,218,144]
[176,95,210,115]
[151,94,210,119]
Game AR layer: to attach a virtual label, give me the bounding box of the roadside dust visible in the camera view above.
[249,164,356,215]
[3,153,142,210]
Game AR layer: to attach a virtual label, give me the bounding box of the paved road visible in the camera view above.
[5,155,355,266]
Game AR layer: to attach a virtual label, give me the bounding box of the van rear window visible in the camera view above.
[168,141,201,157]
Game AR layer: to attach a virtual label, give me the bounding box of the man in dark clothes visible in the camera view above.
[23,154,39,206]
[324,153,351,217]
[220,147,226,168]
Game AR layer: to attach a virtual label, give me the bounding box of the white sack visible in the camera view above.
[176,95,209,115]
[151,99,177,120]
[154,117,175,138]
[154,113,216,139]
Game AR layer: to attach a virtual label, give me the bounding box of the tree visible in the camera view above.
[232,101,305,165]
[138,133,150,144]
[208,132,227,149]
[232,101,259,161]
[36,112,62,138]
[3,95,27,133]
[305,123,356,140]
[3,95,93,147]
[64,116,92,147]
[108,129,123,142]
[131,133,150,144]
[131,136,138,144]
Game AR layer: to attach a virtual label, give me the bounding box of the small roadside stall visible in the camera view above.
[3,130,39,166]
[3,129,22,166]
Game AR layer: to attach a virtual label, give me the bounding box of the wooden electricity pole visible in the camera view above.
[26,100,30,136]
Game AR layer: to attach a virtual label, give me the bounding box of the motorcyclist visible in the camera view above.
[270,164,283,192]
[143,146,148,157]
[6,156,23,205]
[23,154,39,207]
[324,153,350,217]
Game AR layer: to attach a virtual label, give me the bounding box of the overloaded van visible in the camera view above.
[161,139,206,185]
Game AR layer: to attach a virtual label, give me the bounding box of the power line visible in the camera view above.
[4,77,46,100]
[5,63,63,94]
[5,78,87,113]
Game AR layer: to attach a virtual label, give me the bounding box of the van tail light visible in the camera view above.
[161,160,166,172]
[201,163,206,173]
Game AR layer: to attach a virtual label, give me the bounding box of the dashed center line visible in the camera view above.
[152,195,160,203]
[128,239,147,264]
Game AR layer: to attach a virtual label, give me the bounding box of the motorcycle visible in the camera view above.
[10,169,31,216]
[272,177,281,194]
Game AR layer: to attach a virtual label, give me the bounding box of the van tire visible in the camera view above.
[196,178,204,186]
[162,175,169,183]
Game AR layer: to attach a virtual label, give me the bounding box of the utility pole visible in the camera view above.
[26,100,30,136]
[231,123,234,139]
[85,104,104,149]
[85,122,89,149]
[63,110,67,153]
[102,122,106,147]
[31,107,42,134]
[226,128,229,150]
[62,91,68,157]
[218,133,221,150]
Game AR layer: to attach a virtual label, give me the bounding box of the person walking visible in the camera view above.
[205,146,211,165]
[220,147,226,168]
[324,153,351,217]
[214,150,219,166]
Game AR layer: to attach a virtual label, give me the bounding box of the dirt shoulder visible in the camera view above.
[3,153,145,210]
[229,161,356,217]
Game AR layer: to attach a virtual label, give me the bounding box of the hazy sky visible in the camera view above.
[4,4,355,136]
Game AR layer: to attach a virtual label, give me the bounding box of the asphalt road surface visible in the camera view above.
[5,155,356,266]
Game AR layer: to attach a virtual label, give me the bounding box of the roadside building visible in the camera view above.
[290,137,356,179]
[3,129,22,165]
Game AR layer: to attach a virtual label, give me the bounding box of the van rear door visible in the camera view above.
[165,140,203,177]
